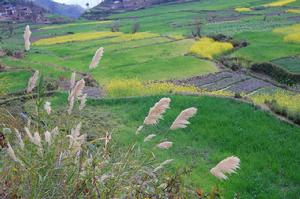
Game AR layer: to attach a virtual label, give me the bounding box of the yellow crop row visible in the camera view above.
[34,31,160,46]
[189,37,233,59]
[264,0,296,7]
[250,91,300,113]
[273,24,300,43]
[286,9,300,14]
[235,7,252,12]
[34,31,123,45]
[105,79,233,98]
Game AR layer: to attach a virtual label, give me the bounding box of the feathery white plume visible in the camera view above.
[6,142,18,162]
[51,126,59,136]
[15,128,24,150]
[157,141,173,149]
[44,101,52,115]
[79,94,87,111]
[153,159,173,172]
[170,107,197,130]
[26,71,39,93]
[25,127,34,143]
[68,79,85,101]
[68,96,75,115]
[144,98,171,125]
[89,47,104,69]
[67,123,85,153]
[144,134,156,142]
[210,156,240,180]
[33,132,42,148]
[135,125,143,135]
[44,131,51,146]
[24,25,31,51]
[70,72,76,90]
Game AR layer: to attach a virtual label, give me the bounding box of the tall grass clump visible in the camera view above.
[0,72,241,198]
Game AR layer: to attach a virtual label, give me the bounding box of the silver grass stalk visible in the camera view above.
[70,72,76,90]
[89,47,104,69]
[170,107,197,130]
[44,131,51,146]
[144,134,156,142]
[26,71,39,93]
[15,128,24,150]
[33,132,42,148]
[44,101,52,115]
[156,141,173,149]
[210,156,240,180]
[135,125,143,135]
[144,97,171,125]
[153,159,173,172]
[24,25,31,51]
[79,94,87,111]
[24,127,34,143]
[68,79,85,101]
[6,142,18,162]
[51,126,59,136]
[67,96,75,115]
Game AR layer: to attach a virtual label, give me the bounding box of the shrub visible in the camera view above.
[131,22,140,34]
[189,37,233,59]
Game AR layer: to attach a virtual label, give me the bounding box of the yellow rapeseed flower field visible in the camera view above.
[34,31,123,45]
[286,9,300,14]
[264,0,296,7]
[105,79,233,98]
[273,24,300,43]
[250,91,300,114]
[235,7,252,12]
[189,37,233,59]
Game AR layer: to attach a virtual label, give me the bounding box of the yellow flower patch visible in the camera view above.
[286,9,300,14]
[264,0,296,7]
[273,24,300,43]
[105,79,234,98]
[189,37,233,59]
[250,91,300,113]
[235,7,252,12]
[39,21,111,30]
[34,31,122,45]
[109,32,159,43]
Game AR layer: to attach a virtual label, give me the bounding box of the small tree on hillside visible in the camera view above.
[132,21,140,34]
[111,20,120,32]
[191,19,202,38]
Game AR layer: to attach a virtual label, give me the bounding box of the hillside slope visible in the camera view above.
[32,0,85,18]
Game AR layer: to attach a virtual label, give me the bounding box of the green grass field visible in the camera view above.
[45,93,300,198]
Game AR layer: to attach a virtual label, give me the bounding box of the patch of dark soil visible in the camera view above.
[226,78,275,94]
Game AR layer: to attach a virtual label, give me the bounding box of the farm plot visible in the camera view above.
[172,71,277,95]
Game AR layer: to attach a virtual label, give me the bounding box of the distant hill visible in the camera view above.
[32,0,85,18]
[83,0,191,19]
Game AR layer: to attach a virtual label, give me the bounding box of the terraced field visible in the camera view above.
[1,0,300,198]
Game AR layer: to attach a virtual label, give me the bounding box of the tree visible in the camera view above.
[191,18,202,38]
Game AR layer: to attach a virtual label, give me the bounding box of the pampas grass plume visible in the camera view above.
[210,156,240,180]
[24,25,31,51]
[144,98,171,125]
[26,71,39,93]
[170,107,197,130]
[89,47,104,69]
[157,141,173,149]
[144,134,156,142]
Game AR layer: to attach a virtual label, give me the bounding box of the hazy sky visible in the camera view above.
[53,0,102,8]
